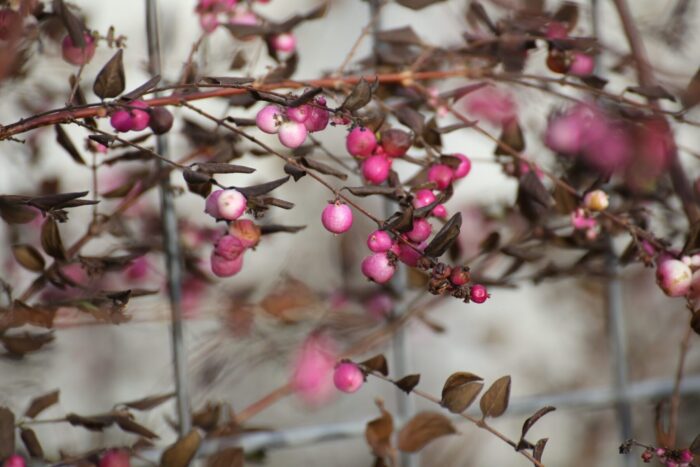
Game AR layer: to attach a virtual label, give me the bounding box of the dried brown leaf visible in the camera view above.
[20,428,43,459]
[93,49,125,99]
[0,407,14,459]
[55,125,86,165]
[24,390,59,419]
[480,375,511,418]
[397,412,456,452]
[395,374,420,394]
[12,244,45,272]
[160,429,202,467]
[360,354,389,376]
[440,372,483,414]
[122,393,174,411]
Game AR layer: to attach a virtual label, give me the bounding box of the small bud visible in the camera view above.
[583,190,609,212]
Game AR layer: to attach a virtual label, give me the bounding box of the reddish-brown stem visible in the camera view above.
[234,382,294,424]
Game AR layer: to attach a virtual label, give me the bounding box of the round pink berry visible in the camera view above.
[305,97,330,132]
[204,189,223,218]
[110,110,133,133]
[406,218,432,243]
[256,105,283,134]
[333,362,364,393]
[413,189,436,209]
[380,129,412,158]
[3,455,25,467]
[432,204,448,218]
[214,234,246,260]
[367,230,393,253]
[470,284,489,303]
[321,201,353,234]
[278,121,308,148]
[656,258,692,297]
[199,13,219,33]
[99,450,130,467]
[291,333,338,404]
[230,10,258,26]
[428,164,454,190]
[62,32,96,66]
[362,155,392,185]
[271,32,296,53]
[129,101,150,131]
[125,256,150,281]
[287,105,310,123]
[569,53,595,76]
[211,250,244,277]
[546,113,585,154]
[346,127,377,158]
[546,21,569,39]
[397,242,423,267]
[679,449,694,463]
[361,252,396,284]
[217,189,247,220]
[452,153,472,179]
[450,266,470,286]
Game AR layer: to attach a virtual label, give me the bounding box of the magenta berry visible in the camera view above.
[362,155,391,185]
[321,201,353,234]
[397,242,423,267]
[333,362,364,393]
[129,101,150,131]
[3,455,25,467]
[380,128,412,157]
[406,218,432,243]
[291,334,338,404]
[271,32,296,53]
[204,189,223,218]
[278,121,308,148]
[287,105,311,123]
[61,33,96,66]
[214,235,246,260]
[452,153,472,179]
[432,204,448,218]
[569,53,595,76]
[470,284,489,303]
[217,189,247,220]
[346,127,377,158]
[256,105,283,134]
[99,450,130,467]
[305,97,330,132]
[413,189,436,209]
[428,164,454,190]
[361,252,396,284]
[367,230,393,253]
[450,266,470,286]
[110,110,133,133]
[656,258,692,297]
[679,450,694,463]
[211,250,244,277]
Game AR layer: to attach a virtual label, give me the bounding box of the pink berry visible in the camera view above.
[346,127,377,158]
[413,189,436,209]
[305,97,330,132]
[278,121,308,148]
[321,201,353,234]
[679,450,694,463]
[125,256,150,281]
[229,10,258,26]
[256,105,283,134]
[406,218,432,243]
[365,292,394,320]
[211,250,244,277]
[228,219,261,248]
[398,242,423,267]
[99,450,130,467]
[656,258,692,297]
[110,110,133,132]
[129,101,150,131]
[333,362,364,393]
[214,234,246,260]
[428,164,454,190]
[432,204,448,218]
[452,153,472,178]
[367,230,393,253]
[569,53,595,76]
[361,252,396,284]
[204,189,223,218]
[61,32,96,66]
[470,284,489,303]
[362,155,391,185]
[287,105,310,123]
[217,189,247,220]
[545,21,569,39]
[271,32,296,53]
[546,114,584,154]
[380,129,412,158]
[450,266,470,286]
[199,13,219,33]
[3,455,25,467]
[291,333,338,404]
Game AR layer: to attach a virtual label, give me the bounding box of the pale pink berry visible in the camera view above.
[271,32,296,53]
[229,10,258,26]
[428,164,454,190]
[256,105,283,134]
[362,155,391,185]
[321,202,353,234]
[217,189,247,220]
[361,252,396,284]
[110,110,133,132]
[291,333,338,404]
[228,219,261,248]
[381,129,412,157]
[413,189,436,209]
[333,362,364,393]
[453,153,472,179]
[656,448,667,459]
[583,190,609,212]
[367,230,393,253]
[569,53,595,76]
[214,234,245,260]
[546,113,585,154]
[3,455,25,467]
[656,258,692,297]
[129,101,150,131]
[571,208,597,230]
[99,450,130,467]
[287,105,310,123]
[62,33,96,66]
[346,127,377,158]
[450,266,470,286]
[278,121,308,148]
[204,189,223,218]
[305,97,330,132]
[199,13,219,33]
[211,250,244,277]
[461,85,517,125]
[432,204,447,218]
[470,284,489,303]
[406,218,432,243]
[365,292,394,320]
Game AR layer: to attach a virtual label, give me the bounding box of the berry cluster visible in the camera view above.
[544,21,595,77]
[109,101,174,135]
[570,189,610,240]
[256,96,330,148]
[640,448,694,467]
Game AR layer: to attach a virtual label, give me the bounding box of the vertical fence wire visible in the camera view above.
[145,0,192,436]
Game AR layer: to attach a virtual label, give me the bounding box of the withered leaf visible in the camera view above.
[385,206,414,233]
[376,26,422,45]
[517,172,552,223]
[183,169,211,185]
[395,0,447,10]
[301,157,348,180]
[288,88,323,107]
[259,224,306,235]
[479,231,501,253]
[56,0,85,47]
[1,332,54,356]
[346,186,399,198]
[29,191,90,211]
[0,197,37,224]
[397,412,456,452]
[93,49,125,99]
[360,354,389,376]
[0,302,55,332]
[260,197,294,209]
[55,125,85,165]
[224,23,268,39]
[237,176,290,197]
[689,433,700,454]
[395,106,425,135]
[284,163,306,181]
[65,412,117,431]
[533,438,548,462]
[425,213,462,258]
[201,76,254,86]
[552,183,577,214]
[626,85,676,102]
[122,393,174,411]
[207,447,243,467]
[682,67,700,109]
[395,374,420,394]
[518,406,555,449]
[115,414,159,439]
[500,245,543,262]
[365,402,393,459]
[160,429,202,467]
[0,407,14,459]
[195,162,255,174]
[24,390,59,419]
[12,244,45,272]
[440,372,483,414]
[20,428,43,459]
[341,78,373,112]
[192,403,221,432]
[495,119,525,155]
[580,75,608,89]
[122,75,161,101]
[480,375,511,419]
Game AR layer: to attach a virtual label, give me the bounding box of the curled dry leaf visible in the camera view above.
[533,438,548,462]
[341,78,373,112]
[11,244,45,272]
[55,124,86,165]
[24,389,60,419]
[395,374,421,394]
[365,400,394,460]
[397,411,456,453]
[0,407,14,459]
[160,429,202,467]
[360,354,389,376]
[689,433,700,454]
[121,393,175,411]
[0,332,54,357]
[424,213,462,258]
[40,218,66,260]
[440,372,483,414]
[207,447,244,467]
[20,428,43,459]
[479,375,512,419]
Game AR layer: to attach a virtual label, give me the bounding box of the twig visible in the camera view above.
[667,323,693,447]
